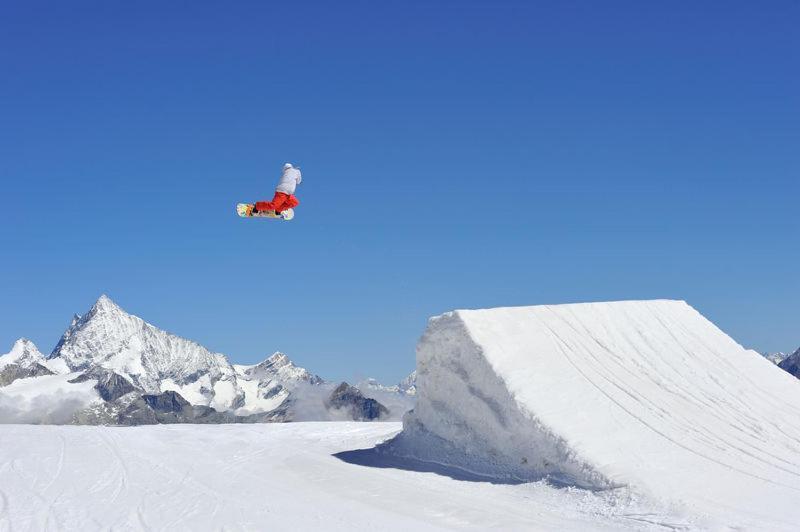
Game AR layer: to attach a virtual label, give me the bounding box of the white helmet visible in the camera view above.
[284,162,293,169]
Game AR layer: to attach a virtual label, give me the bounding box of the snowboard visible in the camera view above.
[237,203,295,221]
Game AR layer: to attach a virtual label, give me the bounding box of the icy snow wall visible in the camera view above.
[392,300,800,526]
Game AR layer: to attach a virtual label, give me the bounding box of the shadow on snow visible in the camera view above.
[333,444,530,486]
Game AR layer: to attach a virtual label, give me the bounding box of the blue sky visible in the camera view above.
[1,1,798,383]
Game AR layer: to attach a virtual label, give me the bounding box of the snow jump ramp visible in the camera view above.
[389,300,800,528]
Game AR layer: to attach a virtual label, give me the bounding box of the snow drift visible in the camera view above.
[390,300,800,529]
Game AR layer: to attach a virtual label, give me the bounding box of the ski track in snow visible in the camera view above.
[0,423,686,531]
[564,308,800,487]
[547,316,800,490]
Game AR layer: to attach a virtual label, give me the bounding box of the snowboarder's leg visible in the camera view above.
[281,195,299,211]
[270,193,299,214]
[273,194,293,214]
[255,192,289,213]
[274,195,299,219]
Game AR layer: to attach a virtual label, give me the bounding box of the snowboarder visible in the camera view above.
[252,163,302,216]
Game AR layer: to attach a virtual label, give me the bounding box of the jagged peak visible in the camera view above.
[242,352,323,385]
[89,294,126,316]
[1,338,45,368]
[244,352,294,371]
[9,338,44,359]
[12,337,39,352]
[266,352,290,366]
[51,295,228,361]
[248,352,297,372]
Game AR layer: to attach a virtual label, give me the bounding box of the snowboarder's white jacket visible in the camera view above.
[276,164,302,195]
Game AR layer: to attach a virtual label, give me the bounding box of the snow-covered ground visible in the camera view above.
[3,299,798,530]
[0,423,690,531]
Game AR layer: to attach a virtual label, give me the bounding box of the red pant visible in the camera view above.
[255,192,299,213]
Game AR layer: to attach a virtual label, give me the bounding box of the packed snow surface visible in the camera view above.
[0,423,693,531]
[394,300,800,530]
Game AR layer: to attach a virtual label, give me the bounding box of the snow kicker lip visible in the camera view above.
[386,309,615,490]
[387,300,800,528]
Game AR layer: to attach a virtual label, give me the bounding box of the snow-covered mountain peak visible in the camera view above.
[267,352,290,367]
[763,351,788,365]
[399,370,417,395]
[238,352,323,385]
[48,296,241,405]
[1,338,45,368]
[48,295,126,360]
[79,295,135,333]
[11,337,39,355]
[91,294,123,315]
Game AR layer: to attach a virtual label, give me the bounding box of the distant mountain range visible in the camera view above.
[762,351,789,365]
[0,295,416,425]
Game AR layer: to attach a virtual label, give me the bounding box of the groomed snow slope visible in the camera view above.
[394,300,800,529]
[0,423,692,531]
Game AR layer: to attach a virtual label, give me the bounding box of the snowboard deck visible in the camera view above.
[237,203,294,220]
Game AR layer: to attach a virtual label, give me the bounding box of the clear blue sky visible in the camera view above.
[1,1,798,383]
